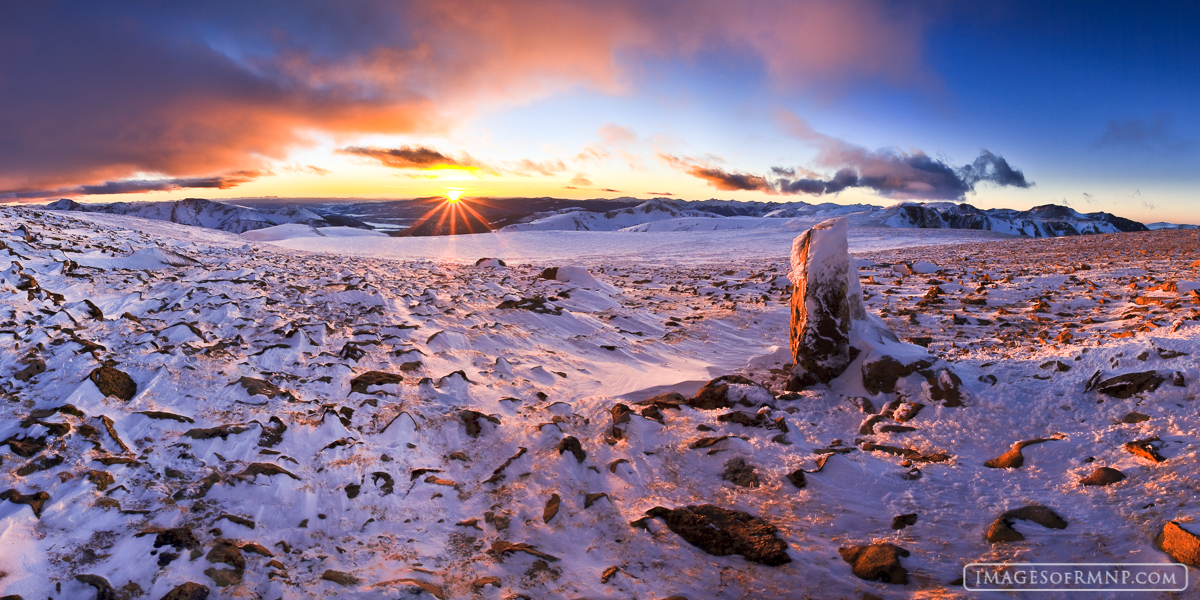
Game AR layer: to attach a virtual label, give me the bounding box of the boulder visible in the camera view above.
[88,366,136,401]
[158,582,209,600]
[986,505,1067,543]
[1080,467,1125,486]
[644,504,790,566]
[1096,371,1164,398]
[787,218,864,389]
[1155,521,1200,567]
[838,543,909,584]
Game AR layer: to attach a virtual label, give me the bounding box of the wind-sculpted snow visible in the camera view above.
[2,205,1200,599]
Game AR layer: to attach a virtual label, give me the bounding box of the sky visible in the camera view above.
[1,1,1197,223]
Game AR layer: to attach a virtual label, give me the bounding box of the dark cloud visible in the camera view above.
[646,191,674,196]
[338,146,478,170]
[658,154,772,192]
[1094,114,1194,153]
[2,172,261,200]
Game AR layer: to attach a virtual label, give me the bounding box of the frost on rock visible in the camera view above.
[785,217,968,407]
[787,217,864,389]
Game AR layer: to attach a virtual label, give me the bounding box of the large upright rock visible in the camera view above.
[787,218,865,389]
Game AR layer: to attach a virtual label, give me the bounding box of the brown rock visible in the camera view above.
[1080,467,1126,486]
[644,504,791,566]
[1124,437,1166,462]
[158,582,210,600]
[983,435,1064,469]
[986,505,1067,543]
[88,366,136,401]
[74,575,115,600]
[237,376,282,398]
[861,355,931,395]
[320,570,362,586]
[557,436,585,463]
[543,493,561,524]
[14,358,46,382]
[891,513,918,530]
[925,368,966,407]
[459,410,500,438]
[690,375,759,410]
[237,462,300,480]
[838,543,909,584]
[1097,371,1164,398]
[349,371,403,394]
[0,489,49,517]
[1120,412,1150,424]
[86,470,115,491]
[1155,521,1200,567]
[720,457,760,488]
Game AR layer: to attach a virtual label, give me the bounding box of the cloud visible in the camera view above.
[338,146,501,178]
[646,191,674,196]
[569,174,594,186]
[1093,114,1194,153]
[510,159,567,177]
[3,172,261,200]
[769,112,1031,199]
[0,2,932,192]
[658,154,773,192]
[666,114,1032,200]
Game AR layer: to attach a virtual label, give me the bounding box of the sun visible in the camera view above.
[445,189,462,203]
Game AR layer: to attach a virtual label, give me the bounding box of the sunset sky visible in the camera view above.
[2,1,1197,223]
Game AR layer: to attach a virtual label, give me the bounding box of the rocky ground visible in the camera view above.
[1,206,1199,599]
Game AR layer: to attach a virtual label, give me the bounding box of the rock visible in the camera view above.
[472,576,501,589]
[488,540,560,562]
[861,355,931,395]
[787,218,864,389]
[349,371,403,394]
[1155,521,1200,567]
[1124,437,1166,462]
[237,462,300,480]
[690,375,760,410]
[838,543,909,584]
[925,368,966,407]
[320,570,362,586]
[86,470,115,491]
[88,366,136,401]
[1173,371,1187,387]
[459,410,500,437]
[786,469,806,489]
[557,436,585,463]
[475,257,507,267]
[183,424,251,440]
[643,504,791,566]
[986,505,1067,543]
[543,493,561,524]
[720,457,760,488]
[1096,371,1164,398]
[891,513,918,530]
[984,435,1064,469]
[1080,467,1126,486]
[610,403,633,438]
[14,358,46,382]
[584,492,608,508]
[237,376,283,398]
[1120,412,1150,424]
[257,416,287,448]
[134,410,194,423]
[151,526,200,550]
[601,565,619,583]
[158,582,209,600]
[0,489,49,517]
[74,575,115,600]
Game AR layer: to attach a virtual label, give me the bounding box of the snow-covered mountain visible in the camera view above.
[43,197,370,234]
[875,202,1149,237]
[500,198,720,231]
[502,198,1152,237]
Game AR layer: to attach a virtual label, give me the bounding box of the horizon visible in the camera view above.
[2,2,1197,224]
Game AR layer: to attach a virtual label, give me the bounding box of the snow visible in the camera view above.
[2,205,1199,599]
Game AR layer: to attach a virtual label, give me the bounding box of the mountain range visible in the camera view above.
[37,195,1159,238]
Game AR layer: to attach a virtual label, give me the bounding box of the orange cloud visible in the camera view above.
[0,1,931,193]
